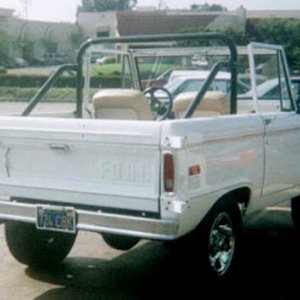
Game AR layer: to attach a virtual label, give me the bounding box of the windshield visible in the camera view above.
[164,77,188,94]
[239,78,291,100]
[164,77,233,96]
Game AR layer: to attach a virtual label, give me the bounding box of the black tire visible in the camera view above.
[5,221,77,268]
[102,233,140,250]
[165,197,242,279]
[291,197,300,229]
[195,197,242,279]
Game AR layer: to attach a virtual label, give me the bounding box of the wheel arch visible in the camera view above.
[194,187,250,243]
[222,186,252,215]
[202,186,252,222]
[168,186,252,238]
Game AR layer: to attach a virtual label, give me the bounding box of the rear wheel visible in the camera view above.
[291,197,300,229]
[196,198,242,278]
[166,197,242,279]
[5,221,77,268]
[206,210,237,276]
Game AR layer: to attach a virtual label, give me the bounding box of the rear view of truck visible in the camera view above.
[0,115,182,254]
[0,33,265,279]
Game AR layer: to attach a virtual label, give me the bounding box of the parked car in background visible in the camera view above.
[238,77,300,101]
[167,70,211,83]
[141,68,200,90]
[14,57,29,68]
[191,54,209,67]
[150,71,250,101]
[291,77,300,103]
[165,72,231,98]
[237,76,300,113]
[42,53,69,65]
[95,56,109,65]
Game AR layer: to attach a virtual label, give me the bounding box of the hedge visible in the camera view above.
[0,66,7,74]
[0,74,122,88]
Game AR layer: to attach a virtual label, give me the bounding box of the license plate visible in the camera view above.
[36,206,76,233]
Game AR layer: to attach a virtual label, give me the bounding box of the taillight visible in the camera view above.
[163,153,175,193]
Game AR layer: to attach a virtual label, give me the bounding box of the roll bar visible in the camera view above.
[76,33,238,118]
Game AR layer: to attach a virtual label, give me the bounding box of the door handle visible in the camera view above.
[49,144,71,151]
[264,116,275,126]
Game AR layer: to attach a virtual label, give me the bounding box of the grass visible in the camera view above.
[91,63,180,77]
[91,64,122,76]
[137,63,179,76]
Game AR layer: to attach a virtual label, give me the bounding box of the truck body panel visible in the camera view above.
[262,112,300,198]
[0,113,269,239]
[0,117,162,214]
[159,114,266,236]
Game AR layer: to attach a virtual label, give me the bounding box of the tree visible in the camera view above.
[221,26,249,45]
[178,27,211,47]
[190,3,227,12]
[70,26,87,48]
[250,18,300,71]
[0,30,13,67]
[78,0,137,12]
[178,26,249,47]
[190,4,200,10]
[292,48,300,71]
[179,19,300,71]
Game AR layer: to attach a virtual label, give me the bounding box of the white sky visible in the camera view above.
[1,0,300,23]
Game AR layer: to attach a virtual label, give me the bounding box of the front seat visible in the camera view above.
[173,91,230,118]
[93,89,153,120]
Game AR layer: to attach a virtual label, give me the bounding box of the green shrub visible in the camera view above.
[104,57,116,64]
[0,74,48,87]
[0,87,76,102]
[0,74,122,88]
[0,66,7,74]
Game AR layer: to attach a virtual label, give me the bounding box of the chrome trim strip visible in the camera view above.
[0,201,178,240]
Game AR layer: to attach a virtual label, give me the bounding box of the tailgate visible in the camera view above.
[0,117,162,214]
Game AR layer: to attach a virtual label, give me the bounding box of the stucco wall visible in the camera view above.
[77,11,118,38]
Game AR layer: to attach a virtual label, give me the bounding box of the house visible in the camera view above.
[0,8,76,65]
[77,8,247,38]
[1,6,300,66]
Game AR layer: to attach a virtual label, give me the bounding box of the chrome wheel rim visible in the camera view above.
[208,212,235,276]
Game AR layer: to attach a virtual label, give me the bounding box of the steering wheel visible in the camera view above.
[144,86,173,120]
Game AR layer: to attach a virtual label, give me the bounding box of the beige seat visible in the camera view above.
[93,89,153,120]
[173,91,230,118]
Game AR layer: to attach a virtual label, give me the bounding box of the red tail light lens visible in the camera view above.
[164,153,175,193]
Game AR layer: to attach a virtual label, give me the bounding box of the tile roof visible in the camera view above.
[117,11,218,36]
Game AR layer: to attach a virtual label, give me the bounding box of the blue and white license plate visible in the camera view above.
[36,206,76,233]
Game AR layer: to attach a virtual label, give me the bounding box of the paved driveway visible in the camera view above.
[0,205,299,300]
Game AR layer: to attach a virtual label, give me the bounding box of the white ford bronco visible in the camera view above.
[0,33,299,278]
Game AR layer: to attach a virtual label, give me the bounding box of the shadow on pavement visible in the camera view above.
[27,227,300,300]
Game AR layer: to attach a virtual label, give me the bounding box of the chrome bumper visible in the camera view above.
[0,200,179,240]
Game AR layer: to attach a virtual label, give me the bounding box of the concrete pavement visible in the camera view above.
[0,205,299,299]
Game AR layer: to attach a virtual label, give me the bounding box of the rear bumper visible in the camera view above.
[0,200,179,240]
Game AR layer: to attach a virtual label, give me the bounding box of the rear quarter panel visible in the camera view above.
[160,114,265,237]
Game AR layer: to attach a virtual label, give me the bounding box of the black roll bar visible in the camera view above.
[182,60,233,118]
[76,33,238,118]
[21,64,78,117]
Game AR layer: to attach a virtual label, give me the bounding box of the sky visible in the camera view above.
[1,0,300,23]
